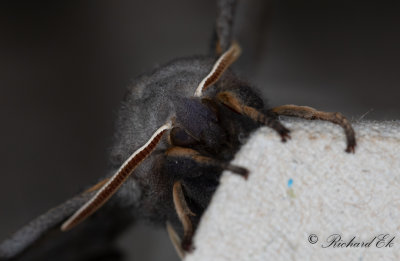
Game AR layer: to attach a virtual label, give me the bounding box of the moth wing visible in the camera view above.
[0,191,88,260]
[0,188,132,261]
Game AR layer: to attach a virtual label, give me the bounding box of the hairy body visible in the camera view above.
[0,0,356,259]
[112,55,264,235]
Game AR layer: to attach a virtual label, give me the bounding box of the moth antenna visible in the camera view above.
[61,121,173,231]
[194,42,241,97]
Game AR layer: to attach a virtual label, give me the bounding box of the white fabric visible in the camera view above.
[185,120,400,261]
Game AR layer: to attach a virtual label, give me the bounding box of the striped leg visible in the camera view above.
[173,181,195,252]
[217,91,291,142]
[269,105,356,153]
[166,221,185,259]
[166,146,248,178]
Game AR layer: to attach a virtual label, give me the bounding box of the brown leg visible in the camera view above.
[166,221,185,259]
[173,181,195,252]
[166,146,248,178]
[217,91,290,142]
[269,105,356,153]
[84,177,110,194]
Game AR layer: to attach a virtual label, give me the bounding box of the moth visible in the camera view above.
[0,0,356,260]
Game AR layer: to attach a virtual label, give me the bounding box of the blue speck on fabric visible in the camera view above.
[288,178,293,188]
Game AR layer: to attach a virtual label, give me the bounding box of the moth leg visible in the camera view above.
[173,180,195,252]
[166,221,185,259]
[269,105,356,153]
[84,177,111,193]
[216,91,291,142]
[166,146,248,178]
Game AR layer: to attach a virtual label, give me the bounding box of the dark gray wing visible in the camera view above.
[0,190,134,261]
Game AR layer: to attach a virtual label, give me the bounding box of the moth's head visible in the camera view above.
[61,42,242,232]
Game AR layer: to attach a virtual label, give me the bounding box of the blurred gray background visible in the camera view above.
[0,0,399,260]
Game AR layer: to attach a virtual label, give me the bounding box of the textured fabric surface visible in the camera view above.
[185,120,400,261]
